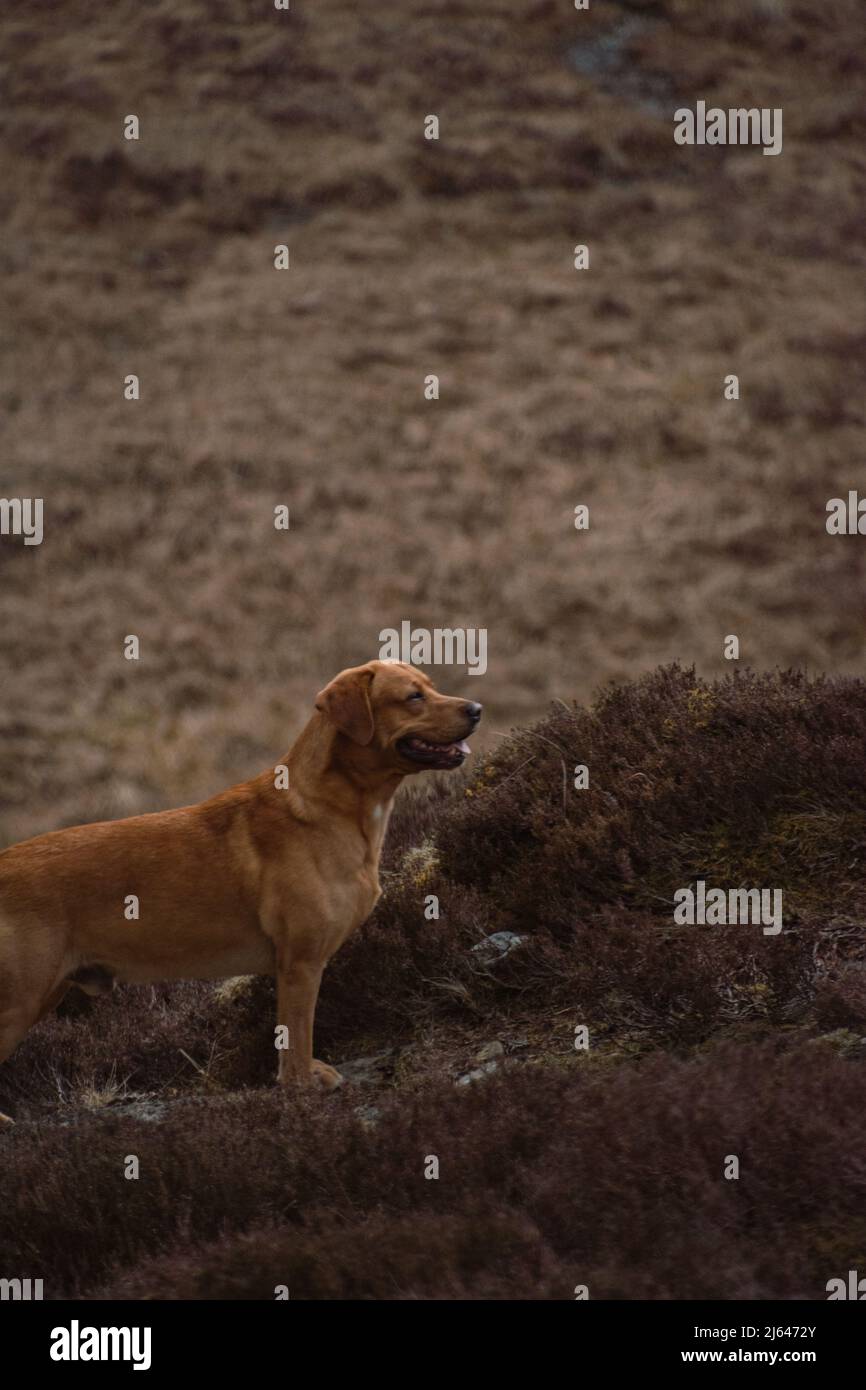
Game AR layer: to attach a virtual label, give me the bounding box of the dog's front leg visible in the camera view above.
[275,958,342,1092]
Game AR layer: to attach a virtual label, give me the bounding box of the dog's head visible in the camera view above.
[315,661,482,773]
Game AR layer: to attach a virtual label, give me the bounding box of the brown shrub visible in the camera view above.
[315,666,865,1048]
[2,1040,864,1299]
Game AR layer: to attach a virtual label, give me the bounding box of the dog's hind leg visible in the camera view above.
[35,980,72,1022]
[66,965,114,998]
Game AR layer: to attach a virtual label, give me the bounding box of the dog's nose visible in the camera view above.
[464,702,483,724]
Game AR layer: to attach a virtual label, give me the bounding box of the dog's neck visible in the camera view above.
[282,713,404,824]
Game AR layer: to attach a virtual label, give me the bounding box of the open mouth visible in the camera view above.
[397,735,472,769]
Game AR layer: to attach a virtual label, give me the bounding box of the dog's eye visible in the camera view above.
[407,690,424,702]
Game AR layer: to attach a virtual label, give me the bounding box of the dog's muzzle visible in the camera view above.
[397,735,472,769]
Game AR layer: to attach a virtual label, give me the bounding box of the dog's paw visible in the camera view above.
[310,1059,344,1092]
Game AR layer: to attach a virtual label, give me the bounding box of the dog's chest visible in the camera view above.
[340,801,392,925]
[359,798,392,868]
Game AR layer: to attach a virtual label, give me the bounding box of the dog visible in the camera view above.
[0,661,482,1124]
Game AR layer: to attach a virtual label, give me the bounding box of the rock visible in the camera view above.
[808,1029,866,1059]
[456,1060,499,1087]
[355,1104,382,1130]
[41,1096,184,1128]
[336,1050,398,1086]
[212,975,258,1005]
[475,1040,505,1062]
[103,1099,172,1124]
[470,932,528,964]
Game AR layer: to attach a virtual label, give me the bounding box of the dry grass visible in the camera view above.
[2,0,866,843]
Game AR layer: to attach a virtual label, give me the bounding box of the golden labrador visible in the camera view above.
[0,661,482,1123]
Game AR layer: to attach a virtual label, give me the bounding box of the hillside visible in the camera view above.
[2,667,865,1299]
[2,0,866,844]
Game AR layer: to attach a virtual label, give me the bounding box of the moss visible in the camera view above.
[685,686,716,729]
[808,1028,866,1057]
[680,809,866,912]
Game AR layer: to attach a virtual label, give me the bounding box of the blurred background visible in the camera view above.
[2,0,865,843]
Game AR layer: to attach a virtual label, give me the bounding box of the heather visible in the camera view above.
[2,668,865,1299]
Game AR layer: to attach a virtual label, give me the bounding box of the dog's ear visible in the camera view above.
[315,665,376,745]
